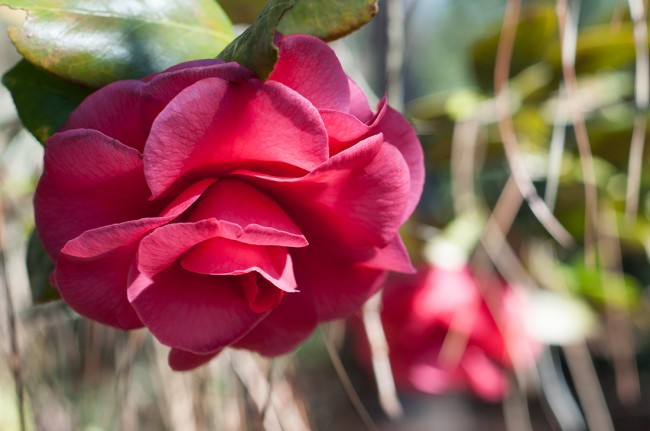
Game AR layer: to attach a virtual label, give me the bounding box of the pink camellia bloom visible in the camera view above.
[35,34,424,371]
[355,265,538,401]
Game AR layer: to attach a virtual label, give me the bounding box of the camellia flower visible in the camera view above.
[35,34,424,370]
[355,265,538,400]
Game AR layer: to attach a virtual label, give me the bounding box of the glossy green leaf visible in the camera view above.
[219,0,378,41]
[2,60,93,143]
[26,230,59,304]
[218,0,267,24]
[278,0,378,42]
[4,0,234,87]
[217,0,295,80]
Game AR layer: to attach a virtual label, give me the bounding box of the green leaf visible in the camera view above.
[3,0,234,87]
[26,230,60,304]
[278,0,378,42]
[218,0,378,41]
[217,0,267,24]
[217,0,295,80]
[2,60,93,144]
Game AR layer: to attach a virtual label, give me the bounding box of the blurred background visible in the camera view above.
[2,0,650,429]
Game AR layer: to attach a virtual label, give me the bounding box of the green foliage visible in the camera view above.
[278,0,378,42]
[217,0,295,80]
[218,0,378,42]
[3,0,234,87]
[26,230,59,304]
[2,60,93,144]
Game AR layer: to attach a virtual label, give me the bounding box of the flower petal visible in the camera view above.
[144,78,328,197]
[348,78,373,122]
[291,246,387,320]
[62,80,148,151]
[270,34,350,112]
[234,291,318,356]
[181,237,298,292]
[128,264,266,354]
[134,220,238,276]
[374,106,425,219]
[188,179,307,247]
[55,236,143,329]
[63,61,254,152]
[35,130,160,260]
[235,134,411,249]
[357,236,416,274]
[168,348,221,371]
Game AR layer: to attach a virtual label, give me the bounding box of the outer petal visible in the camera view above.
[374,106,425,219]
[63,61,254,152]
[53,180,215,329]
[188,179,307,247]
[348,78,374,122]
[234,291,318,356]
[168,348,221,371]
[357,236,416,274]
[270,34,350,112]
[235,134,411,250]
[35,130,160,260]
[144,78,328,197]
[291,246,387,320]
[128,264,266,354]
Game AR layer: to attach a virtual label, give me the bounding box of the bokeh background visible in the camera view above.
[2,0,650,430]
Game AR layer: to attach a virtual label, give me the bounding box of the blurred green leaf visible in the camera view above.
[26,230,59,304]
[562,261,642,309]
[473,6,558,91]
[278,0,378,42]
[2,60,93,144]
[218,0,295,80]
[4,0,234,87]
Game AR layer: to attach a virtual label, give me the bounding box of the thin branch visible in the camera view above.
[556,0,599,265]
[625,0,649,221]
[545,86,568,212]
[599,205,640,404]
[321,326,379,431]
[563,343,615,431]
[0,196,25,431]
[362,293,403,419]
[494,0,575,248]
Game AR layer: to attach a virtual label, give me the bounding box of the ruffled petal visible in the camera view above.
[52,179,213,329]
[128,264,266,354]
[144,78,328,197]
[54,220,164,330]
[134,220,238,276]
[270,34,350,112]
[188,179,307,247]
[235,134,411,249]
[35,130,160,260]
[234,291,318,356]
[181,237,298,292]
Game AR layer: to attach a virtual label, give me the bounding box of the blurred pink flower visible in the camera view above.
[357,265,539,400]
[34,34,424,370]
